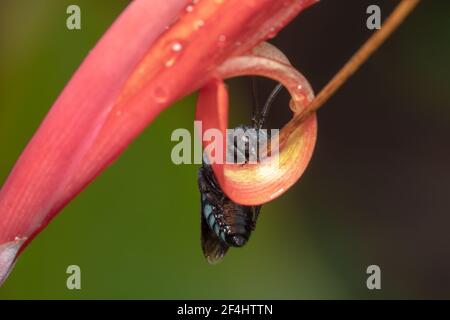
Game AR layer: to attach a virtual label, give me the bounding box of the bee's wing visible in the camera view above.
[200,204,229,264]
[198,166,229,264]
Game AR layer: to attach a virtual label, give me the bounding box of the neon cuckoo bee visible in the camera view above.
[198,80,283,263]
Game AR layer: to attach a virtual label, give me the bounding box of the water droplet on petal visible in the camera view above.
[164,40,184,67]
[217,34,227,48]
[267,27,278,39]
[185,5,194,13]
[194,19,205,30]
[165,59,175,67]
[152,85,169,104]
[171,41,183,52]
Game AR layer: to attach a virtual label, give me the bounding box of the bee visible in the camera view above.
[198,80,282,263]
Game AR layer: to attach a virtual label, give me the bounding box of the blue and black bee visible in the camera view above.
[198,81,282,263]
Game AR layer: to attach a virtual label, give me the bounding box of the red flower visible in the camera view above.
[0,0,318,285]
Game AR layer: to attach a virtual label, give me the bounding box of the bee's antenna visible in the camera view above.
[250,77,260,128]
[259,83,283,128]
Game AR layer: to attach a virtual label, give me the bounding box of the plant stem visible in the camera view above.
[296,0,421,122]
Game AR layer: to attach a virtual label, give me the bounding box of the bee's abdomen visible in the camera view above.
[202,196,227,243]
[222,202,253,247]
[199,162,257,249]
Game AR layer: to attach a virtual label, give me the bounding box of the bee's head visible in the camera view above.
[226,125,269,164]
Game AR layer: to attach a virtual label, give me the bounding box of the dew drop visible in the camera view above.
[152,85,169,104]
[165,58,175,67]
[164,40,184,67]
[194,19,205,30]
[217,34,227,48]
[185,5,194,13]
[171,41,183,52]
[295,93,306,103]
[267,27,278,39]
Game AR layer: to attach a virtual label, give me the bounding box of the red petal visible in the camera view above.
[0,0,191,245]
[0,0,318,283]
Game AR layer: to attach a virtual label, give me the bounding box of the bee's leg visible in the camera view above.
[250,77,260,128]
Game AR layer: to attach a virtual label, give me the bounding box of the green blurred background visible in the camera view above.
[0,0,449,299]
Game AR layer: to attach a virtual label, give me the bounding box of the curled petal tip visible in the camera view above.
[0,237,27,287]
[197,42,318,206]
